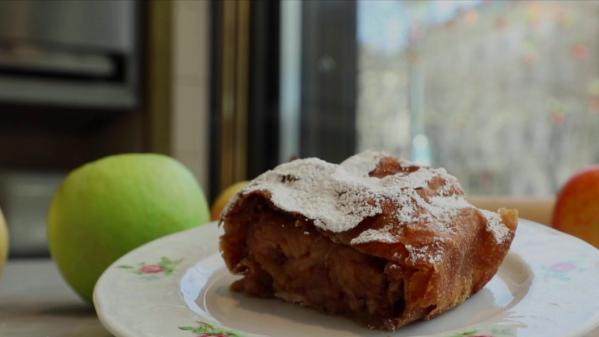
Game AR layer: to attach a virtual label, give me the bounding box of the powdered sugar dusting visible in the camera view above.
[350,224,399,244]
[229,151,478,239]
[387,169,438,189]
[339,150,388,176]
[240,157,384,232]
[405,241,445,264]
[429,195,472,209]
[481,210,510,244]
[393,193,417,223]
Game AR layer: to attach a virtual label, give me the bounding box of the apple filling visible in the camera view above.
[221,199,405,326]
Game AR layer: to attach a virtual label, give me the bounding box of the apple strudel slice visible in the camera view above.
[219,151,517,330]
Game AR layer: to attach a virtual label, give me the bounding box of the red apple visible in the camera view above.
[552,165,599,247]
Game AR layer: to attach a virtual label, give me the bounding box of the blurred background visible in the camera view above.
[0,0,597,257]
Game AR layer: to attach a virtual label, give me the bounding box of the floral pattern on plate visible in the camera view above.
[118,256,182,280]
[447,325,516,337]
[179,321,241,337]
[541,261,584,281]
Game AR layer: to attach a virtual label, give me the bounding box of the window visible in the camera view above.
[277,0,599,196]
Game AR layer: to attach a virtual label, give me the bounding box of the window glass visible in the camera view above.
[279,0,599,197]
[357,0,599,196]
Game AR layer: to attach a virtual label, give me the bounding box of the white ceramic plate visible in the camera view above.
[95,219,599,337]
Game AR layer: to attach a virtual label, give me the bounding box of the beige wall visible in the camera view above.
[171,0,211,193]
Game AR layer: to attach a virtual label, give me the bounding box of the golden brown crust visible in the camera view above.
[220,152,518,330]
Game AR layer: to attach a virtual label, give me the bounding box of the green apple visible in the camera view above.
[0,208,8,277]
[48,154,210,302]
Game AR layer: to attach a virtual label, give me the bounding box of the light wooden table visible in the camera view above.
[1,258,598,337]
